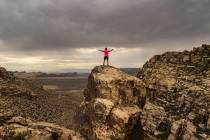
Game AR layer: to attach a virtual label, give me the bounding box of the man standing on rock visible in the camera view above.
[98,48,114,65]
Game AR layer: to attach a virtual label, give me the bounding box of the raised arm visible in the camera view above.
[109,49,114,52]
[98,50,104,52]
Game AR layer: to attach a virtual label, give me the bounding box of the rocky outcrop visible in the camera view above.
[0,66,43,98]
[0,113,84,140]
[76,66,146,140]
[0,67,14,80]
[138,44,210,139]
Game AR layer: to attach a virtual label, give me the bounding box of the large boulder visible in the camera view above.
[138,44,210,140]
[84,66,146,108]
[0,115,84,140]
[76,66,146,140]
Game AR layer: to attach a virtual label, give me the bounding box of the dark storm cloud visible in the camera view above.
[0,0,210,51]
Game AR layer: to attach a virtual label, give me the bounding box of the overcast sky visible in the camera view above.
[0,0,210,72]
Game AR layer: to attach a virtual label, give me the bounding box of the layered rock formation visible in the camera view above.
[75,66,146,140]
[138,44,210,139]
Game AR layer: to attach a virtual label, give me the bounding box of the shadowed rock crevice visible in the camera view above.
[125,116,144,140]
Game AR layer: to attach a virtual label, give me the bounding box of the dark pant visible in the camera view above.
[104,56,109,60]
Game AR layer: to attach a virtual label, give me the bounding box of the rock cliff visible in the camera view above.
[75,66,146,140]
[76,45,209,140]
[138,44,210,140]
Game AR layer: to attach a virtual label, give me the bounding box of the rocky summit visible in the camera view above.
[75,66,146,140]
[138,44,210,140]
[76,45,209,140]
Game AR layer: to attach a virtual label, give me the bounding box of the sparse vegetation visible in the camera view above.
[1,126,31,140]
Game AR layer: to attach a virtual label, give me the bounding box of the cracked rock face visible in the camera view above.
[138,44,210,140]
[76,66,146,140]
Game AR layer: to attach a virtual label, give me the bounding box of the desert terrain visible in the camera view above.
[34,77,87,129]
[0,45,209,140]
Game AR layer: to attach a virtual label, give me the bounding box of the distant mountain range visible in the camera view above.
[13,71,89,79]
[12,68,140,78]
[121,68,140,75]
